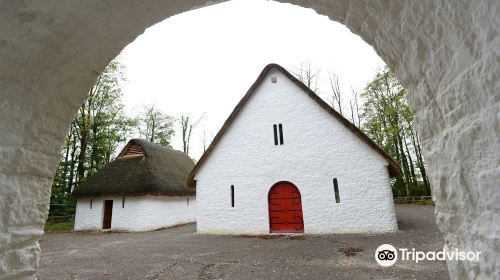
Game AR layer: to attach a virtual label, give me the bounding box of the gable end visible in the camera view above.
[186,64,402,188]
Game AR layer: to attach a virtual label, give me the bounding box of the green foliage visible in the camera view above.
[361,66,430,197]
[290,62,430,198]
[49,58,136,218]
[44,221,74,232]
[137,104,175,147]
[415,200,434,206]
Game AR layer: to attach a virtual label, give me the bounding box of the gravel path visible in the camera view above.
[39,204,449,279]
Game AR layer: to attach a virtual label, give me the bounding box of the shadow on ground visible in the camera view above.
[39,205,449,280]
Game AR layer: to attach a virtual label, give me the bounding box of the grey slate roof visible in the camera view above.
[73,139,195,197]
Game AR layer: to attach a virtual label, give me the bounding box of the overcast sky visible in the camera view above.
[120,0,385,159]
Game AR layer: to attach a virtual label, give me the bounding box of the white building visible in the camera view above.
[73,139,196,231]
[187,64,401,235]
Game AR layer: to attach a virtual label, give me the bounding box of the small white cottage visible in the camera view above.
[73,139,196,231]
[187,64,401,234]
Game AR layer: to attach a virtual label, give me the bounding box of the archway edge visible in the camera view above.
[0,1,498,279]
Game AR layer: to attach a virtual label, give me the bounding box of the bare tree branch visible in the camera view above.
[352,88,361,128]
[328,72,343,116]
[291,62,320,93]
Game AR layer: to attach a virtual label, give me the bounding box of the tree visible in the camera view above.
[137,104,175,147]
[48,58,135,219]
[328,72,343,115]
[201,128,208,153]
[288,62,430,197]
[291,62,320,93]
[72,59,135,179]
[352,89,361,128]
[348,89,361,128]
[180,114,205,156]
[361,66,430,197]
[403,109,431,195]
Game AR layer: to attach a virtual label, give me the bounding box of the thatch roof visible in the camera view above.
[73,139,195,197]
[187,64,401,188]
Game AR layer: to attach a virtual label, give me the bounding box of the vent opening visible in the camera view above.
[120,144,144,159]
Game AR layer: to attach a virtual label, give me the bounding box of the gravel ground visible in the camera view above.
[38,204,449,280]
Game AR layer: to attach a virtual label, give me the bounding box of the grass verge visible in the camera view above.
[45,221,74,233]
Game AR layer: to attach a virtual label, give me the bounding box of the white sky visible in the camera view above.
[120,0,385,159]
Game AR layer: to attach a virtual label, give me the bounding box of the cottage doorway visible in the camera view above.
[268,182,304,233]
[103,200,113,230]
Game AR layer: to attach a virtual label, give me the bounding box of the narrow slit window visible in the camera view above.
[122,196,125,208]
[278,123,284,145]
[231,185,235,207]
[90,199,93,209]
[273,124,278,145]
[333,178,340,203]
[187,197,190,206]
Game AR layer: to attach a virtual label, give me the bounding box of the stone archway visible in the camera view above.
[0,1,497,279]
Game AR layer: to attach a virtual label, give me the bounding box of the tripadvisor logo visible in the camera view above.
[375,244,481,267]
[375,244,397,267]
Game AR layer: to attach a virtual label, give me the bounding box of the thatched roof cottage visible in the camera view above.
[73,139,196,231]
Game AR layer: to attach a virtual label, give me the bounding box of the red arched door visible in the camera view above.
[268,182,304,233]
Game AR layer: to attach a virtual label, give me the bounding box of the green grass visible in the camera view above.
[44,221,74,232]
[415,200,434,206]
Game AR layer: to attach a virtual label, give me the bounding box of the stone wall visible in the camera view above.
[0,0,497,279]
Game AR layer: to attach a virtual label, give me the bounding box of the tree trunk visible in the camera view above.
[76,100,90,185]
[89,126,97,174]
[415,130,431,195]
[404,139,418,188]
[67,125,78,194]
[397,132,411,196]
[407,120,431,195]
[60,130,72,194]
[181,116,189,154]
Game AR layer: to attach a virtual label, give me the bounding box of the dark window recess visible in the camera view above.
[231,185,235,207]
[90,199,93,209]
[278,123,284,145]
[273,124,278,145]
[122,197,125,208]
[333,178,340,203]
[187,197,190,206]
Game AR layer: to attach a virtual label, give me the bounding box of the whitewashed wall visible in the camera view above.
[74,195,196,231]
[195,69,397,235]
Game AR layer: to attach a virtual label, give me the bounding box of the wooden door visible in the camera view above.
[103,200,113,229]
[268,182,304,233]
